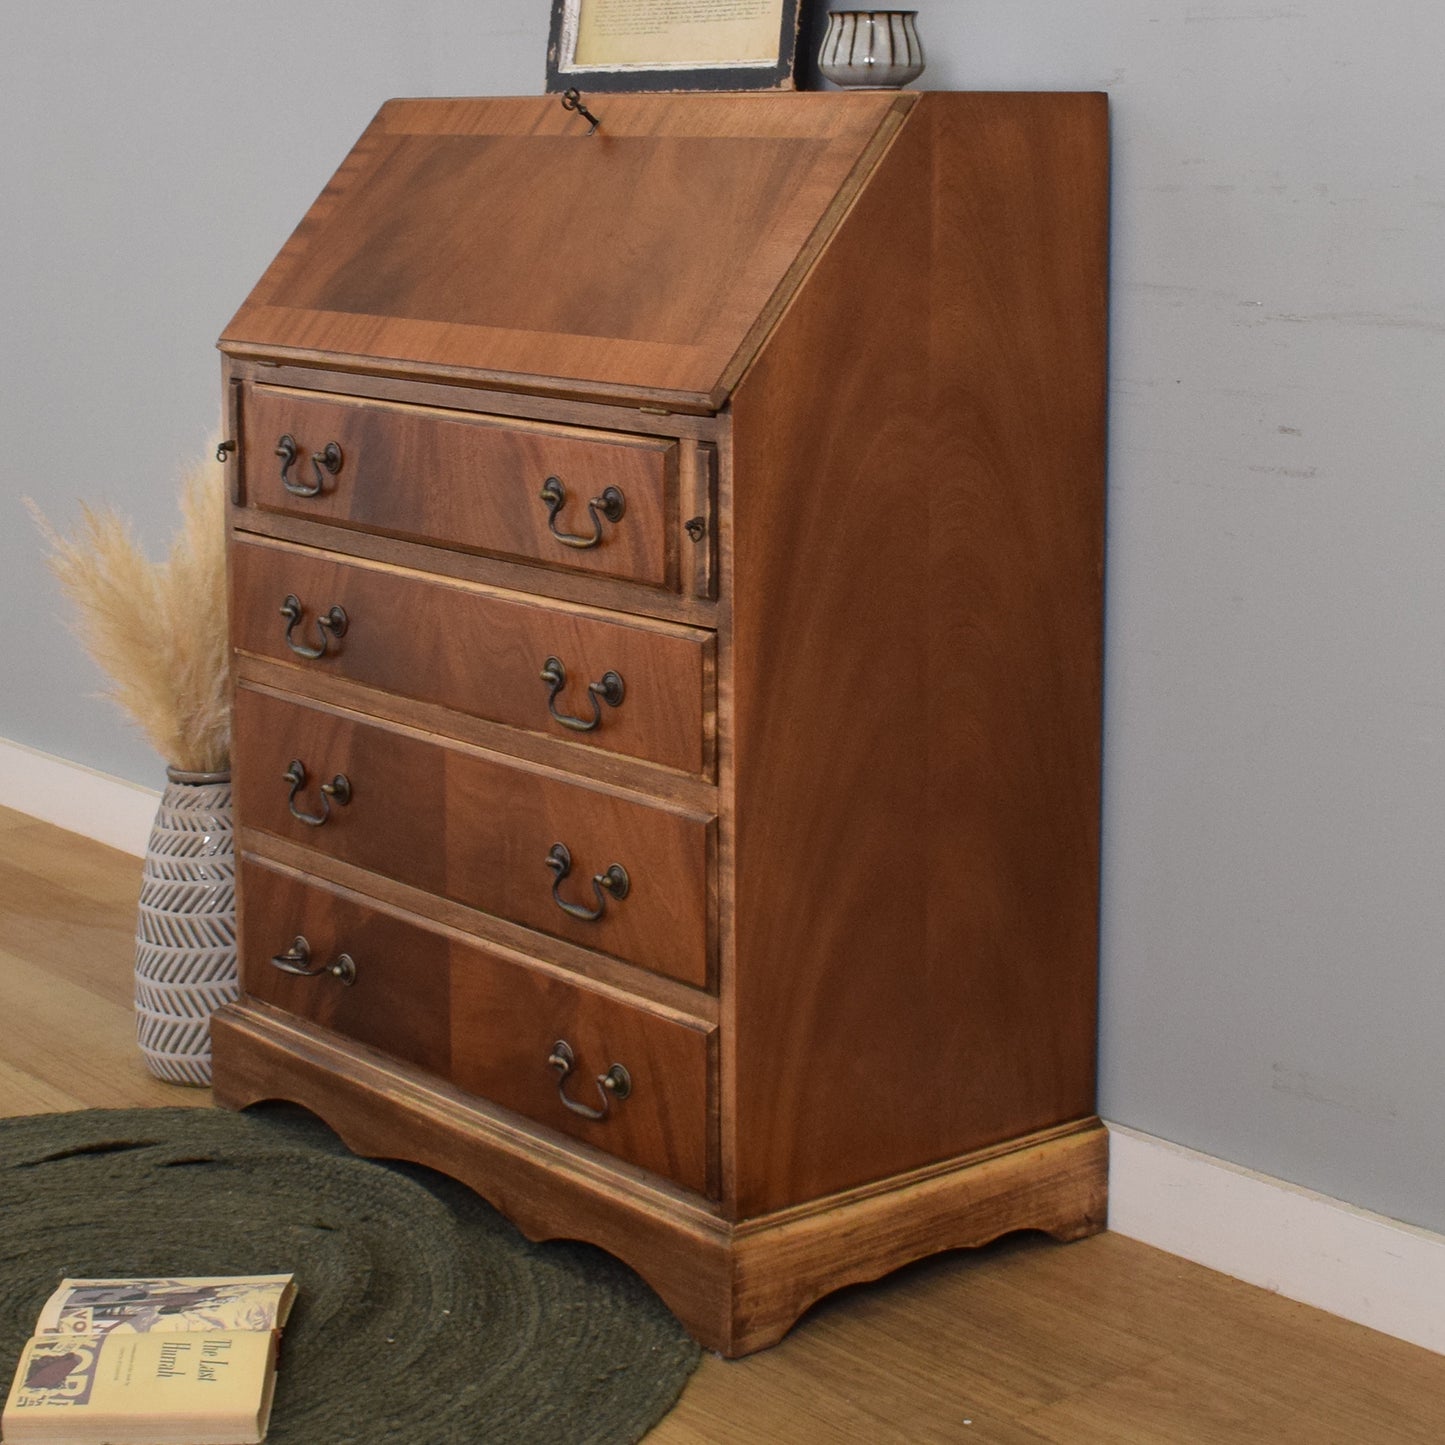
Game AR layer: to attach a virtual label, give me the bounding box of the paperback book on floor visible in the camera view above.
[1,1274,295,1444]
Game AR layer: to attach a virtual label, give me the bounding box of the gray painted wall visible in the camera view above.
[3,4,1442,1233]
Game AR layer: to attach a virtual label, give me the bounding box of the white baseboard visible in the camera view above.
[1107,1122,1445,1356]
[2,749,1441,1355]
[0,737,158,856]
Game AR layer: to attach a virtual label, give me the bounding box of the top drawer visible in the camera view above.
[242,386,677,588]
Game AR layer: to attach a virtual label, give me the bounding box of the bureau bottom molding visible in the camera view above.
[210,1001,1108,1357]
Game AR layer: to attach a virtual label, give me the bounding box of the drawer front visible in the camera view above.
[233,687,713,988]
[231,538,713,777]
[240,860,713,1194]
[243,386,677,587]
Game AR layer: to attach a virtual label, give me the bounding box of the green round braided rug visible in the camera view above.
[0,1106,699,1444]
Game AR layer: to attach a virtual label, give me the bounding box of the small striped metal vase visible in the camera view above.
[134,767,238,1085]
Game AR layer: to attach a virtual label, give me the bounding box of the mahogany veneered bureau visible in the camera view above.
[211,89,1110,1355]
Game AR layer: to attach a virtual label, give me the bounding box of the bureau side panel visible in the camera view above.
[726,92,1109,1216]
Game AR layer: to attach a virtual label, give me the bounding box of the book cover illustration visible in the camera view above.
[3,1276,294,1444]
[14,1337,102,1404]
[33,1276,294,1342]
[8,1328,275,1411]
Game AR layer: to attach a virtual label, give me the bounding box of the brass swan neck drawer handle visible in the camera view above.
[539,475,626,549]
[280,594,348,659]
[276,434,344,497]
[540,656,625,732]
[545,842,629,921]
[275,434,301,490]
[269,935,357,986]
[284,759,352,826]
[548,1039,630,1121]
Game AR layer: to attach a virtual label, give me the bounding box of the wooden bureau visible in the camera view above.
[211,90,1110,1355]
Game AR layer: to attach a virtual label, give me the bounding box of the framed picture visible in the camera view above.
[547,0,805,93]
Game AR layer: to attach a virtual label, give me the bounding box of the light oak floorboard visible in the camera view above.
[1,813,1442,1441]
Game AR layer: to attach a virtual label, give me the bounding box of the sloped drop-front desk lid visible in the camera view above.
[220,92,914,414]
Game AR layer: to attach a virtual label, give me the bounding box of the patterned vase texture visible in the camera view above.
[817,11,925,89]
[134,768,238,1085]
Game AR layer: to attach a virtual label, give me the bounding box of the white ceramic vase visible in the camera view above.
[133,767,238,1085]
[818,10,925,89]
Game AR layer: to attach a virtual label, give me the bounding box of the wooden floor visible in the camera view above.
[2,804,1443,1443]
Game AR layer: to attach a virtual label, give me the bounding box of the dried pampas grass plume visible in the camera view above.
[28,439,229,775]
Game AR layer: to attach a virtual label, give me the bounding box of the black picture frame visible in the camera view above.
[546,0,805,94]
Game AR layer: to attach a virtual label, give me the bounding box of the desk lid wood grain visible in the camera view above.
[220,92,913,413]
